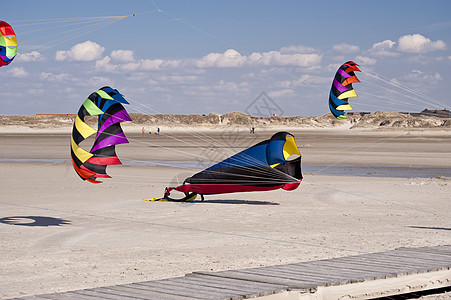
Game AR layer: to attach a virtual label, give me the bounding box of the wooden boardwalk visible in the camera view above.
[11,245,451,300]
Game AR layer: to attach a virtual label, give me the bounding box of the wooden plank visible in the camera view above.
[308,259,421,276]
[186,273,287,294]
[251,263,396,287]
[115,283,206,300]
[263,263,377,277]
[166,277,259,296]
[396,245,451,256]
[193,270,315,289]
[234,267,352,284]
[384,249,451,264]
[343,255,449,272]
[37,291,109,300]
[8,297,49,300]
[334,254,445,270]
[304,253,418,271]
[89,287,153,300]
[177,278,280,298]
[314,256,416,271]
[234,268,334,284]
[267,264,387,282]
[277,262,389,278]
[94,286,197,300]
[72,289,136,300]
[151,278,247,299]
[395,247,451,257]
[134,281,234,299]
[331,257,434,275]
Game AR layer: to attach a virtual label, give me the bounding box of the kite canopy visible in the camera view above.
[329,61,361,119]
[71,86,131,183]
[162,132,302,201]
[0,20,17,67]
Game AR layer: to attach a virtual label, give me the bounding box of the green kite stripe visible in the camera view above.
[82,99,104,116]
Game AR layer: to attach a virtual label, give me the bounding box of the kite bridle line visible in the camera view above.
[360,69,446,109]
[122,98,299,175]
[10,14,139,53]
[128,99,305,180]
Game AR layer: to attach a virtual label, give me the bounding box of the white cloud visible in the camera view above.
[268,89,295,98]
[8,67,28,78]
[27,88,45,95]
[292,74,329,87]
[95,56,118,72]
[333,43,360,53]
[190,80,250,96]
[398,34,446,53]
[121,62,141,71]
[196,49,246,68]
[368,40,398,57]
[355,56,377,65]
[40,72,69,81]
[194,48,322,68]
[88,76,114,87]
[111,50,135,62]
[404,69,443,82]
[280,45,316,53]
[140,59,165,70]
[55,41,105,61]
[17,51,43,62]
[159,75,198,83]
[247,51,321,67]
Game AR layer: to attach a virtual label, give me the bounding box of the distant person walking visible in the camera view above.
[157,127,160,135]
[142,127,145,135]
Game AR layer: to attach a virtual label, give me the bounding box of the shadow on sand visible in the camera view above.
[408,225,451,231]
[197,199,279,205]
[0,216,71,227]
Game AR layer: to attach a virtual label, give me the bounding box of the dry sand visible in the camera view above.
[0,126,450,299]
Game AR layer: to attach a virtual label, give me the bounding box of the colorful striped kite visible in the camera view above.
[149,132,303,201]
[329,61,361,119]
[0,20,18,67]
[71,87,131,183]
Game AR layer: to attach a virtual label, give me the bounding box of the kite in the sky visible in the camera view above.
[329,61,361,119]
[71,86,131,183]
[148,131,303,201]
[0,20,17,67]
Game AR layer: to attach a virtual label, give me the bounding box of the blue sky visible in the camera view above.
[1,0,450,116]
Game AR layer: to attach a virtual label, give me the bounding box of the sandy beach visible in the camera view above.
[1,126,450,299]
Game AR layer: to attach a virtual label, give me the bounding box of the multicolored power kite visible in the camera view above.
[0,20,17,67]
[148,132,303,202]
[71,86,131,183]
[329,61,361,119]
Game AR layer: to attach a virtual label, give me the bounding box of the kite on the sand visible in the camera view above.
[146,131,303,202]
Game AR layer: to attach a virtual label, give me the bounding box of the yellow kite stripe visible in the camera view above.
[337,90,357,100]
[74,115,97,139]
[4,35,17,47]
[336,104,353,111]
[71,137,93,163]
[283,136,301,160]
